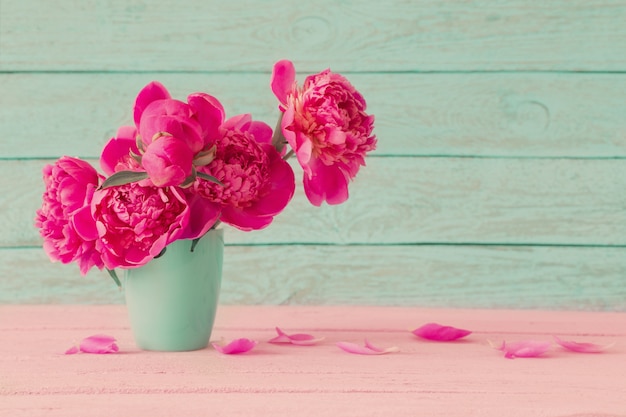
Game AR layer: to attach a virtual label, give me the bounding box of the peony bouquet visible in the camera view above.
[35,60,377,286]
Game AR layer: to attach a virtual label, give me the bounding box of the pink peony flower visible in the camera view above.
[271,60,376,206]
[91,182,190,269]
[129,81,225,187]
[194,114,295,231]
[35,157,104,275]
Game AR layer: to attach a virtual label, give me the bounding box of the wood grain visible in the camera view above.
[2,245,625,310]
[3,1,626,310]
[9,157,626,247]
[1,305,625,416]
[2,1,625,72]
[3,73,626,158]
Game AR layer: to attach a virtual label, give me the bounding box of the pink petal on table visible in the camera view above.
[212,338,257,354]
[78,334,119,354]
[496,340,551,359]
[268,327,325,346]
[411,322,472,341]
[64,345,79,355]
[336,339,399,355]
[554,336,614,353]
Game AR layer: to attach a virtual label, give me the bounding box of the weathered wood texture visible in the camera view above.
[2,246,625,310]
[1,0,626,309]
[2,0,626,71]
[6,158,626,247]
[3,73,626,158]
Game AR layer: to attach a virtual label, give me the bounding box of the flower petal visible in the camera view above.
[244,121,273,145]
[134,81,171,126]
[177,193,220,240]
[72,205,99,242]
[496,340,551,359]
[271,60,296,105]
[412,323,472,341]
[187,92,225,144]
[221,114,252,131]
[141,136,194,187]
[235,145,295,218]
[64,345,79,355]
[302,161,350,207]
[100,127,139,175]
[78,334,119,354]
[554,336,614,353]
[219,206,274,232]
[268,327,325,346]
[212,338,257,354]
[138,99,204,153]
[336,339,399,355]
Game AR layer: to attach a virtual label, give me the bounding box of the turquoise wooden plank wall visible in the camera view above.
[1,0,625,310]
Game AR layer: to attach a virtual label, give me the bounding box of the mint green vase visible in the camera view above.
[124,229,223,351]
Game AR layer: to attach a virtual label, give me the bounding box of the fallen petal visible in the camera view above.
[212,338,257,354]
[336,339,399,355]
[268,327,325,346]
[412,323,472,341]
[79,334,119,354]
[487,339,504,350]
[554,336,614,353]
[64,345,79,355]
[499,340,551,359]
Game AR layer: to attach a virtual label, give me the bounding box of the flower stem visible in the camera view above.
[190,237,201,252]
[283,149,294,160]
[271,113,286,153]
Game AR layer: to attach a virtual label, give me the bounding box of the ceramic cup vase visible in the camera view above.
[124,229,224,351]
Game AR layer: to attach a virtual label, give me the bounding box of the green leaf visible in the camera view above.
[154,247,167,259]
[193,145,217,167]
[197,172,224,186]
[100,171,148,189]
[129,150,143,165]
[107,269,121,288]
[179,169,197,188]
[152,131,173,141]
[135,134,146,153]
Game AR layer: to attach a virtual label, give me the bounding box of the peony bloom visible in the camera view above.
[193,114,295,231]
[271,60,376,206]
[129,81,225,187]
[35,157,104,275]
[91,182,190,269]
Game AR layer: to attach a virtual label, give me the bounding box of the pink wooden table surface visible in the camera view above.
[1,305,625,417]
